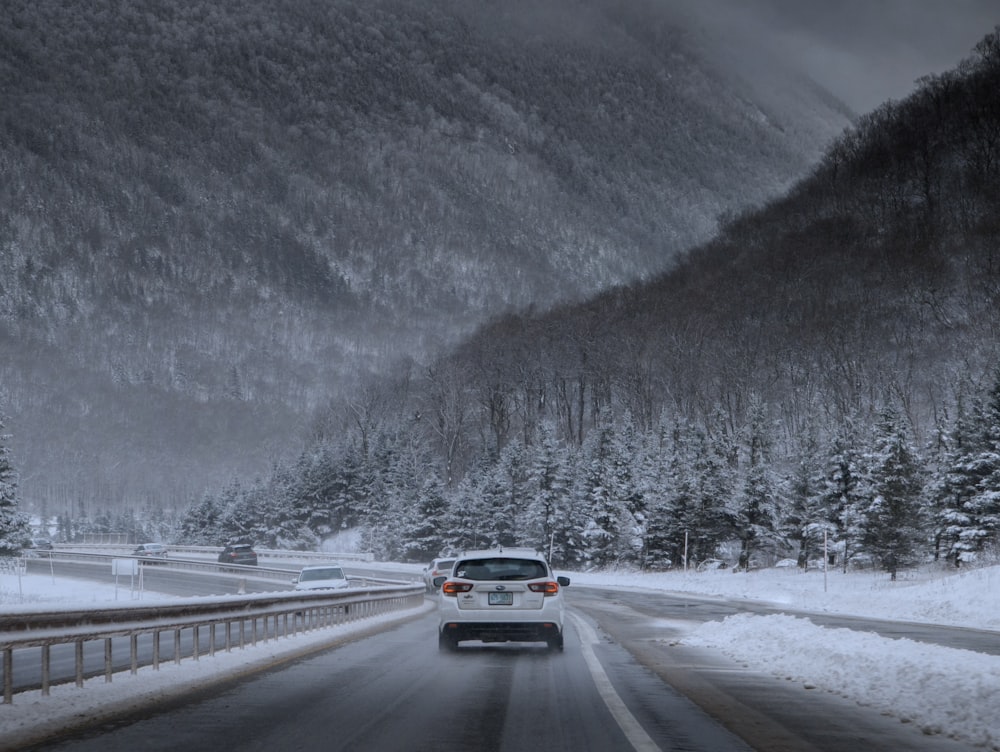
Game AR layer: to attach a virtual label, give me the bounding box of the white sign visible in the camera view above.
[112,558,139,576]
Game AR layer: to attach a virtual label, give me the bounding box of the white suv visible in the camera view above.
[293,564,350,591]
[435,548,570,651]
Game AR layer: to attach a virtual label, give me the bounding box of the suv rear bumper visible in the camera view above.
[440,620,561,644]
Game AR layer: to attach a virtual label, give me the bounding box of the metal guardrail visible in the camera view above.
[25,550,404,589]
[53,543,376,562]
[1,583,425,704]
[31,549,311,584]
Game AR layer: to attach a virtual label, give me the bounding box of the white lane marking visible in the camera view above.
[569,611,664,752]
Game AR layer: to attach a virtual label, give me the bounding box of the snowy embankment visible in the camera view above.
[571,564,1000,749]
[0,569,433,752]
[2,562,999,749]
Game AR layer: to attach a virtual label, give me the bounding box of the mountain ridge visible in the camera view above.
[0,0,852,514]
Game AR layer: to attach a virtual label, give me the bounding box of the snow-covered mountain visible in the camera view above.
[0,0,853,513]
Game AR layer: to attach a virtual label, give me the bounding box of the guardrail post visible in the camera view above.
[3,647,11,703]
[173,629,181,665]
[193,625,200,661]
[130,634,139,674]
[152,630,160,669]
[209,623,216,656]
[104,638,113,683]
[76,640,84,686]
[41,645,51,695]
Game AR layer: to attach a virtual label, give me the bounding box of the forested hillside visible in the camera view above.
[0,0,850,517]
[178,28,1000,572]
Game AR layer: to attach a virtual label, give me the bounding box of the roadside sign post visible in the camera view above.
[111,558,139,600]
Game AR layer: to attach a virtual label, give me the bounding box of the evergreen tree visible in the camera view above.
[441,472,491,553]
[815,421,868,571]
[577,422,628,567]
[607,412,647,564]
[399,475,450,562]
[956,374,1000,557]
[642,416,693,569]
[928,393,987,564]
[860,406,926,572]
[482,439,530,548]
[686,420,736,565]
[633,414,668,569]
[782,420,833,567]
[0,420,30,556]
[521,421,584,566]
[733,397,781,570]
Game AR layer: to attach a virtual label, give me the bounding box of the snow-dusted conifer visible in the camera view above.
[399,475,449,562]
[782,418,833,566]
[0,420,30,556]
[733,396,781,569]
[959,372,1000,556]
[643,416,695,569]
[521,422,576,563]
[815,420,867,571]
[686,417,736,565]
[860,406,926,569]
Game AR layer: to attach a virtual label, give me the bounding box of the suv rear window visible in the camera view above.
[454,557,548,581]
[300,567,345,581]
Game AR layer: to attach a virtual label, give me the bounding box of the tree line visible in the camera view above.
[169,369,998,573]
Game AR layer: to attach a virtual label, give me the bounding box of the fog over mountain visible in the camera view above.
[0,0,992,520]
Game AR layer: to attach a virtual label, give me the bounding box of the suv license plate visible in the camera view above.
[488,592,513,606]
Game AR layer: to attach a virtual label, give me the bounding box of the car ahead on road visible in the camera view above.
[217,543,258,566]
[293,564,350,591]
[422,557,456,592]
[22,538,54,557]
[132,542,168,558]
[435,548,570,651]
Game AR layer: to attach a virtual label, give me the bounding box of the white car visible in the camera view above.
[422,557,456,592]
[435,548,570,651]
[293,564,350,590]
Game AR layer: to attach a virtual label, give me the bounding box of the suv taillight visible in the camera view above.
[528,581,560,596]
[441,581,473,597]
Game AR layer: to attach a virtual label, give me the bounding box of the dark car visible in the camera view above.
[217,543,258,566]
[132,542,168,558]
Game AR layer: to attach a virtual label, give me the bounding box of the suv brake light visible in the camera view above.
[441,581,473,596]
[527,581,560,596]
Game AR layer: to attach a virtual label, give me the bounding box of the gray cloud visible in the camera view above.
[679,0,998,113]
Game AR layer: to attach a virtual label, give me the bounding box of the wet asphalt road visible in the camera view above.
[13,564,996,752]
[26,588,993,752]
[33,607,750,752]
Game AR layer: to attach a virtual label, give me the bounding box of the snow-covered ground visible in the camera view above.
[2,562,999,750]
[571,564,1000,749]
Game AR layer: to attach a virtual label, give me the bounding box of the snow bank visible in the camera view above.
[683,613,1000,748]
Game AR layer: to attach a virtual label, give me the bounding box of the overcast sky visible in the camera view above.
[694,0,998,113]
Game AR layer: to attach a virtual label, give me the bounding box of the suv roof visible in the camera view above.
[457,547,544,559]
